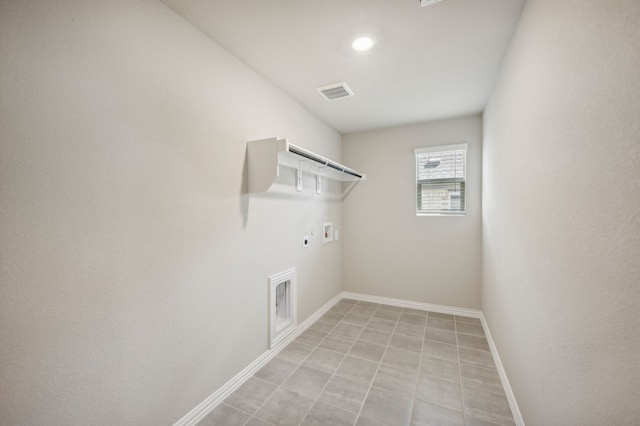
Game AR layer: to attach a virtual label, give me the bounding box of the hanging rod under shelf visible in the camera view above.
[286,145,364,179]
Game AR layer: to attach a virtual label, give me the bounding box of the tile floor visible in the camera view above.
[199,299,515,426]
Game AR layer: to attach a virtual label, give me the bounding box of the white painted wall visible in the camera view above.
[482,0,640,423]
[342,116,482,309]
[0,1,343,424]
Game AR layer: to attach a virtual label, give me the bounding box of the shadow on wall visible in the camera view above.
[241,150,249,228]
[240,147,352,229]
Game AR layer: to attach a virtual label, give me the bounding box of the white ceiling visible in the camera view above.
[161,0,525,134]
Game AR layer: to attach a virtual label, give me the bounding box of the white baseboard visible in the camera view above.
[174,291,523,426]
[340,291,483,318]
[172,292,343,426]
[479,315,525,426]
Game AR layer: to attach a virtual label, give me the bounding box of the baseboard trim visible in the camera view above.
[172,292,343,426]
[174,292,523,426]
[479,315,525,426]
[340,291,483,318]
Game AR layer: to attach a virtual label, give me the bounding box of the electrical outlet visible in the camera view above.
[302,236,310,248]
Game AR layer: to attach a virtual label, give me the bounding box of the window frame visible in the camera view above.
[414,143,468,216]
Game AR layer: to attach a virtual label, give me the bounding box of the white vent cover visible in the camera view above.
[420,0,444,6]
[268,268,297,349]
[316,82,354,101]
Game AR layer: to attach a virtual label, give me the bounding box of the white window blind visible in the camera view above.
[415,144,467,215]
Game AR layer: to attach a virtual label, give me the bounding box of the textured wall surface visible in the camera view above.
[0,1,343,424]
[482,0,640,423]
[342,115,482,309]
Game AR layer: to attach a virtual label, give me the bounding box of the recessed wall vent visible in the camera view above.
[268,268,297,349]
[316,82,354,101]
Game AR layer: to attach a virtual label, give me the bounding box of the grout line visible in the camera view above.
[457,381,513,398]
[295,301,373,426]
[456,331,488,338]
[295,302,357,426]
[457,344,492,353]
[454,317,468,425]
[408,311,428,425]
[354,304,403,425]
[416,315,484,419]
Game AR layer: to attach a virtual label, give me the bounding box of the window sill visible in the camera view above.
[416,212,466,217]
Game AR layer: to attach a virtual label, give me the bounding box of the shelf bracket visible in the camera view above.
[296,163,303,192]
[316,169,322,194]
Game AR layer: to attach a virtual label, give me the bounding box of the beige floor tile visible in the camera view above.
[457,333,490,352]
[422,339,458,362]
[458,347,496,369]
[255,388,314,426]
[462,386,515,426]
[319,375,369,413]
[416,375,463,411]
[224,376,278,414]
[390,332,423,353]
[411,399,464,426]
[424,327,457,345]
[335,355,379,385]
[426,317,456,332]
[420,355,460,383]
[318,334,355,354]
[394,321,426,338]
[456,321,485,337]
[198,403,251,426]
[300,401,356,426]
[360,387,413,426]
[303,347,346,373]
[254,357,298,385]
[381,347,420,373]
[372,363,418,396]
[359,327,392,346]
[282,365,331,399]
[349,340,386,363]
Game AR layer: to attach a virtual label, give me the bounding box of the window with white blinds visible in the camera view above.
[415,144,467,216]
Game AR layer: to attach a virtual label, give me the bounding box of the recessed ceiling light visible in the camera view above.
[351,35,376,52]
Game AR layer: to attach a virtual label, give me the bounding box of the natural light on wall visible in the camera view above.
[414,144,468,216]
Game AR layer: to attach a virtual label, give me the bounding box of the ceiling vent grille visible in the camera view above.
[316,82,354,101]
[420,0,444,6]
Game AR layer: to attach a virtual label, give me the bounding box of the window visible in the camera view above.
[415,144,468,215]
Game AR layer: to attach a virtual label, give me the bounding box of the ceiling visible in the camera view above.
[161,0,525,134]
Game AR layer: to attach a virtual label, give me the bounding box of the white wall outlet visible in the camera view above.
[334,230,339,241]
[302,236,310,248]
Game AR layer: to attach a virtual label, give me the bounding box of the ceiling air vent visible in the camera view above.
[420,0,444,6]
[316,82,354,101]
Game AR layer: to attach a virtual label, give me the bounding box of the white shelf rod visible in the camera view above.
[288,145,364,179]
